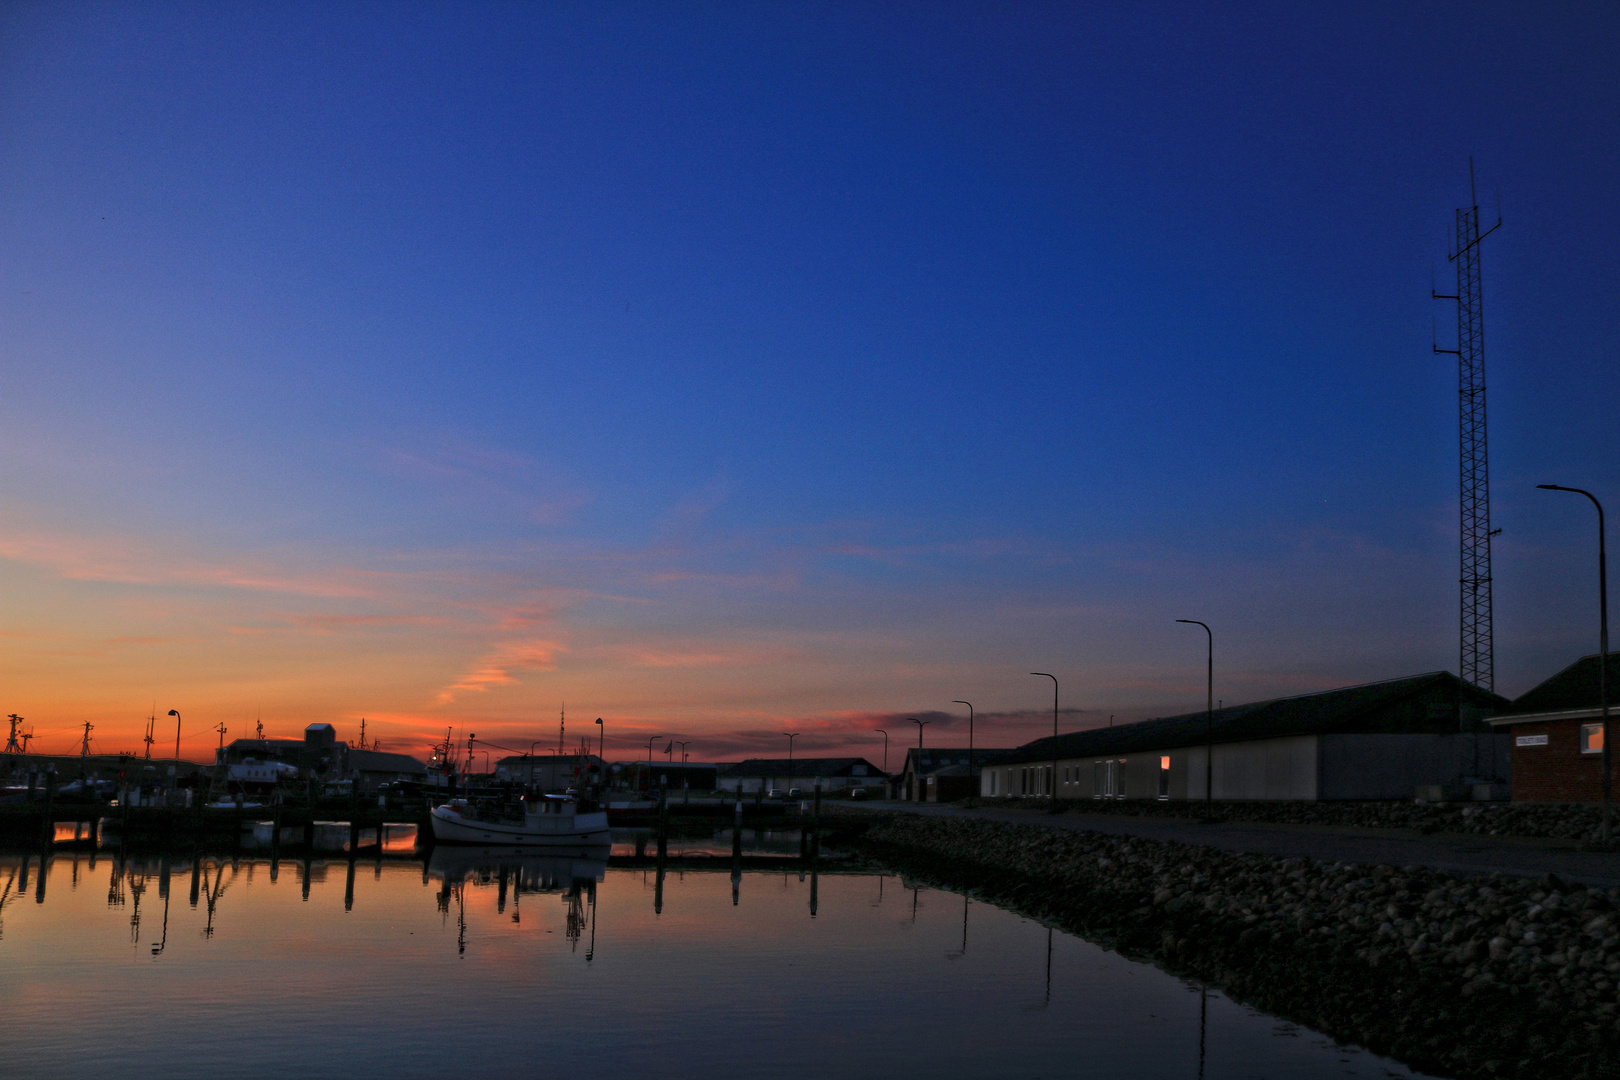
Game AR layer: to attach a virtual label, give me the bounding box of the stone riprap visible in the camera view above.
[977,796,1620,844]
[851,813,1620,1080]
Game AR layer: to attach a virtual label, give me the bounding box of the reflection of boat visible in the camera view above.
[426,845,609,887]
[427,795,610,846]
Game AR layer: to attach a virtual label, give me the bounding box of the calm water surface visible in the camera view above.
[0,838,1439,1080]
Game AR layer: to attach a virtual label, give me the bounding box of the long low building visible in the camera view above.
[717,757,886,794]
[983,672,1509,802]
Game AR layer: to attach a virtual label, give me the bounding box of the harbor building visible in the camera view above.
[216,723,427,793]
[1488,653,1620,803]
[717,757,885,795]
[495,753,607,792]
[982,672,1509,802]
[895,747,1015,802]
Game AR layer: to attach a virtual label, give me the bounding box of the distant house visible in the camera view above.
[984,672,1509,802]
[1488,653,1620,803]
[216,724,426,793]
[495,753,606,792]
[717,758,885,794]
[897,747,1015,802]
[613,761,719,793]
[348,749,428,792]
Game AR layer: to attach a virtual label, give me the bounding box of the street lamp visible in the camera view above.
[953,701,975,807]
[909,718,929,747]
[1176,620,1214,811]
[782,732,798,791]
[1031,674,1058,802]
[908,718,929,802]
[875,729,889,774]
[1538,484,1610,841]
[166,709,181,764]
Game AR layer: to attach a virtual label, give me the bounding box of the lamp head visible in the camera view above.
[167,709,178,717]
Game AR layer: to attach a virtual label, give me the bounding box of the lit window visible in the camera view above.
[1160,756,1170,770]
[1582,723,1605,754]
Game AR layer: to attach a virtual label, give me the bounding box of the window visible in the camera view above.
[1582,723,1605,754]
[1158,755,1170,799]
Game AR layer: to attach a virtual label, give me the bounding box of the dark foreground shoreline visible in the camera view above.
[844,813,1620,1080]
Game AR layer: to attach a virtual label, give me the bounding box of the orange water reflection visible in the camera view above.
[0,851,1439,1080]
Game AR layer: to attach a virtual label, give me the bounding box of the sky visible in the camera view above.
[2,1,1618,765]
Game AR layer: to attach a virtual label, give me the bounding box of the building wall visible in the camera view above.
[1318,733,1509,800]
[984,736,1318,801]
[1508,720,1617,803]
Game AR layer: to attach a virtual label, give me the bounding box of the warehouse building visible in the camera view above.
[983,672,1509,802]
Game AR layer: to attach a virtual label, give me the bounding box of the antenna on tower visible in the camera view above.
[559,702,566,757]
[358,717,367,750]
[144,704,156,759]
[214,721,228,750]
[80,720,94,757]
[4,714,21,754]
[1433,157,1502,691]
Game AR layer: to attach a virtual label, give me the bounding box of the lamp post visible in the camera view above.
[1176,620,1214,811]
[782,732,798,793]
[908,718,929,802]
[644,735,660,794]
[875,729,888,774]
[953,701,975,807]
[1031,674,1058,803]
[1538,484,1610,841]
[166,709,181,764]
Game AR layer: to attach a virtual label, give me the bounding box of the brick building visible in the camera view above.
[1488,653,1620,803]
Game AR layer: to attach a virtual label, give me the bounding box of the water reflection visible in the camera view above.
[0,850,1443,1080]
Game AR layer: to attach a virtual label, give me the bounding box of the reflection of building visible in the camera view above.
[896,748,1015,802]
[215,724,426,793]
[716,758,885,794]
[1489,653,1620,803]
[495,754,606,792]
[983,672,1509,802]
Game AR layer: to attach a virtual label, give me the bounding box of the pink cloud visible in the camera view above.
[436,639,567,704]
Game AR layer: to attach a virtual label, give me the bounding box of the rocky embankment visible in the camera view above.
[980,796,1620,844]
[852,813,1620,1080]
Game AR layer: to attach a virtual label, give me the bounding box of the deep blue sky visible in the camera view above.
[2,2,1617,756]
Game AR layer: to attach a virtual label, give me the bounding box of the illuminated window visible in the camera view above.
[1582,723,1605,754]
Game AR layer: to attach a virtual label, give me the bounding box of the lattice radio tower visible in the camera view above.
[1433,159,1501,691]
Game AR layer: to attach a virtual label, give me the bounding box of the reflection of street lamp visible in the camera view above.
[1176,620,1214,810]
[166,710,181,764]
[1031,674,1058,801]
[953,701,975,807]
[1538,484,1611,841]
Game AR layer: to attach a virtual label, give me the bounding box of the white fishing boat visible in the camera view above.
[427,794,610,846]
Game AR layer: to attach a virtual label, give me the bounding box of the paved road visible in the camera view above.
[847,801,1620,888]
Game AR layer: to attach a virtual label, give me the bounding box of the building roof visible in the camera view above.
[348,749,427,775]
[996,671,1507,766]
[1502,653,1620,716]
[901,747,1017,776]
[719,757,882,778]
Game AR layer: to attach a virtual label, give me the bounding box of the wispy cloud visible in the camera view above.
[436,639,568,704]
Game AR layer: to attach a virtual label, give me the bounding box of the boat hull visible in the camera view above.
[427,805,611,846]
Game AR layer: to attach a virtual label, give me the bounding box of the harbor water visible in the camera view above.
[0,835,1441,1080]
